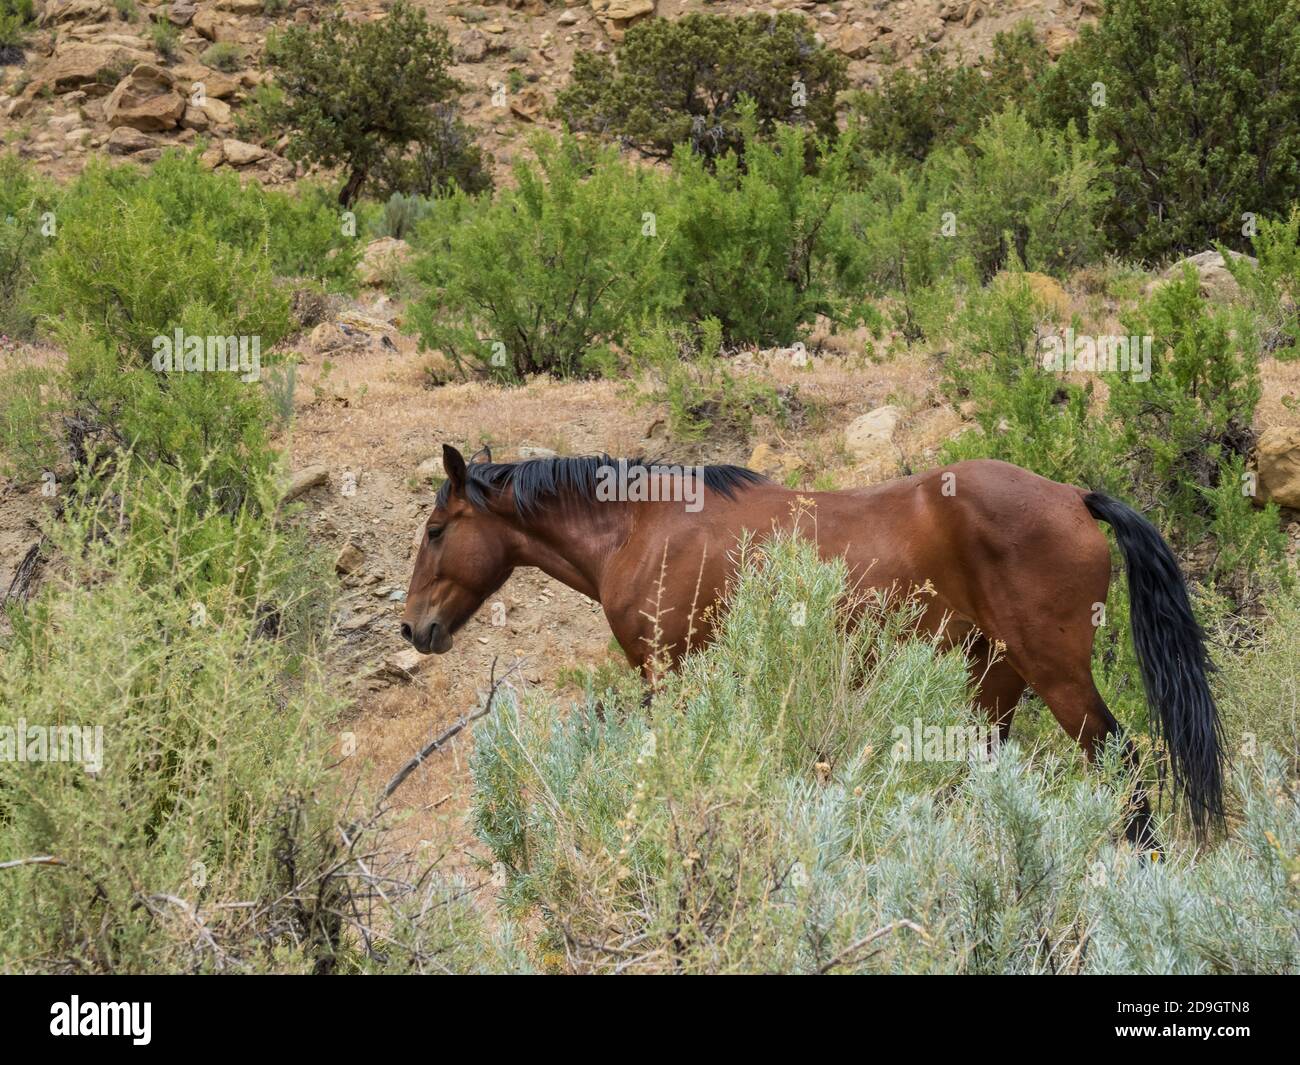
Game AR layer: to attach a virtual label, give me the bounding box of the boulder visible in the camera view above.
[215,0,262,11]
[509,87,546,122]
[168,1,198,25]
[845,405,902,464]
[335,542,365,576]
[105,125,158,154]
[172,64,240,100]
[193,8,235,41]
[283,465,329,501]
[591,0,654,40]
[1158,249,1256,304]
[221,138,265,166]
[38,0,111,26]
[28,42,154,97]
[1256,426,1300,509]
[105,64,186,131]
[836,24,879,59]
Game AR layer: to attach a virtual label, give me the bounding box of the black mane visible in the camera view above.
[436,454,768,515]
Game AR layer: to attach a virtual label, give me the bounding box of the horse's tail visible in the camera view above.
[1083,491,1224,837]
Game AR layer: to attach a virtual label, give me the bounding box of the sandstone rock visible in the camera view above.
[105,125,158,154]
[38,0,111,26]
[168,1,198,25]
[215,0,262,11]
[335,542,365,576]
[845,405,902,464]
[1045,25,1074,60]
[557,8,579,24]
[1158,249,1256,304]
[510,87,546,122]
[455,28,490,62]
[192,8,234,41]
[181,105,210,132]
[105,64,186,131]
[283,465,329,501]
[591,0,654,41]
[221,138,265,166]
[173,64,240,99]
[197,95,232,126]
[29,42,154,97]
[836,24,879,59]
[747,442,803,479]
[358,237,411,286]
[1256,427,1300,509]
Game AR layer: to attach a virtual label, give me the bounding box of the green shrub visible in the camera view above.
[2,155,330,502]
[666,112,863,346]
[1040,0,1300,261]
[258,2,480,205]
[1109,268,1286,589]
[927,107,1113,280]
[371,192,434,242]
[408,136,675,380]
[199,41,243,73]
[0,460,518,973]
[1225,209,1300,358]
[846,21,1048,167]
[149,18,180,60]
[939,268,1109,486]
[472,536,1300,973]
[1,0,35,58]
[558,12,846,165]
[0,151,56,339]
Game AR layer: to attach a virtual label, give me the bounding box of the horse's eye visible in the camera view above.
[427,526,443,543]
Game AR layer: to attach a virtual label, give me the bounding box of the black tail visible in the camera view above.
[1083,492,1224,837]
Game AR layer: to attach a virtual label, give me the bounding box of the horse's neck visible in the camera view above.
[504,502,631,603]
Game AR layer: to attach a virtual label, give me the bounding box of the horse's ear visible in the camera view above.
[442,445,468,495]
[469,444,492,465]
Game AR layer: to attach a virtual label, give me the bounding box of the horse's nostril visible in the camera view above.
[400,622,413,644]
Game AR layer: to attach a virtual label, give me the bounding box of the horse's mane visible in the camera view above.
[436,455,768,515]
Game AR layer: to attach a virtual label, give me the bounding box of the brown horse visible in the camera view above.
[402,446,1224,841]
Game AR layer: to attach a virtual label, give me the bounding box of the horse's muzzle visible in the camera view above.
[400,619,453,654]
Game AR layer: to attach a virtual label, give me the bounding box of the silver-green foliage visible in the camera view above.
[472,536,1300,973]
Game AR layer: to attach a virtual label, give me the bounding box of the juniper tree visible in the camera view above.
[258,3,481,206]
[557,13,847,165]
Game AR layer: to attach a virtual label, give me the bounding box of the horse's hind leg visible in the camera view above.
[1005,648,1156,850]
[966,635,1026,750]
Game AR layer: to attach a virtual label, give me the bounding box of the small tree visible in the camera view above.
[259,3,476,206]
[557,13,846,165]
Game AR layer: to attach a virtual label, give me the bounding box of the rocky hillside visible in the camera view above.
[1,0,1094,187]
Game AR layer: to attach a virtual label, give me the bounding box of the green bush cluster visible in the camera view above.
[850,3,1300,264]
[558,13,846,166]
[0,151,359,504]
[408,111,875,380]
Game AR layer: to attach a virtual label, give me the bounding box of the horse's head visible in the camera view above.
[400,445,513,654]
